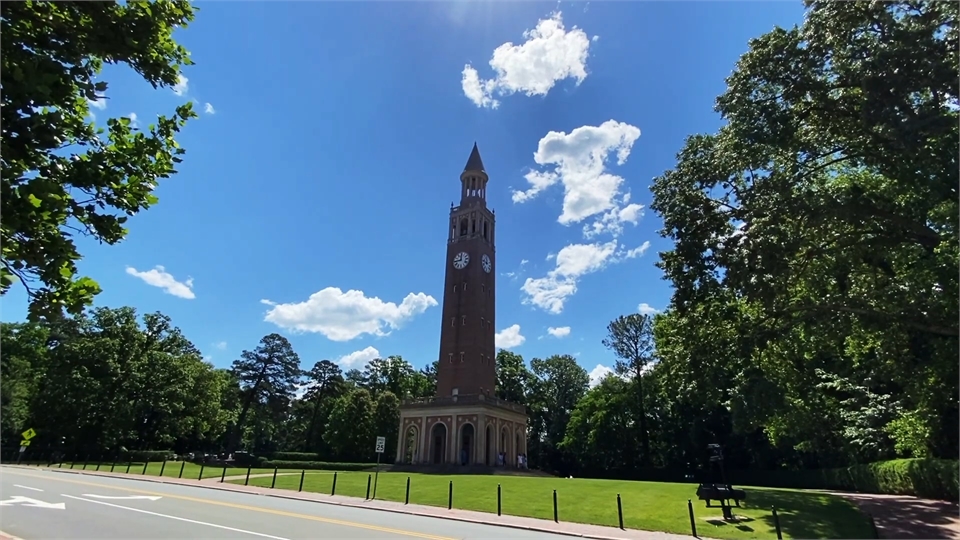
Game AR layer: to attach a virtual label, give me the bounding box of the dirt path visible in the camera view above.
[828,492,960,539]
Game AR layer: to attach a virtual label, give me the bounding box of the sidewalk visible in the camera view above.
[9,465,699,540]
[824,491,960,540]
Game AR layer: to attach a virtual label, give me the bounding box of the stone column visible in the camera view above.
[449,414,458,464]
[420,416,428,464]
[394,414,405,463]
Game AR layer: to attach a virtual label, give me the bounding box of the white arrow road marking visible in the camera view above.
[0,495,65,509]
[81,494,162,501]
[13,484,43,492]
[61,495,290,540]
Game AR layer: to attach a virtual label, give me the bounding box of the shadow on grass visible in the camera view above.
[744,487,873,539]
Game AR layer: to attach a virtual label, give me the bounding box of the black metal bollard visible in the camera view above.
[687,499,698,537]
[95,457,102,471]
[59,461,63,469]
[617,493,624,530]
[497,484,502,516]
[179,461,186,479]
[331,471,338,496]
[868,512,880,539]
[298,470,305,492]
[198,464,205,481]
[159,460,167,477]
[82,457,88,470]
[365,474,372,499]
[770,506,782,539]
[244,466,251,486]
[125,461,132,474]
[553,490,559,523]
[70,460,76,470]
[221,466,227,483]
[109,460,115,473]
[142,461,149,475]
[448,480,453,510]
[271,467,278,489]
[405,477,410,505]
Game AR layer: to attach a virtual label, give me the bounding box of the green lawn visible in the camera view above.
[233,471,873,540]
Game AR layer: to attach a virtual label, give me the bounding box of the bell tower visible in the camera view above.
[436,143,496,398]
[394,142,527,468]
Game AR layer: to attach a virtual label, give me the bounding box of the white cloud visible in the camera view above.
[495,324,526,349]
[461,12,592,109]
[588,364,614,387]
[521,241,616,314]
[128,112,139,129]
[89,97,107,110]
[203,102,216,115]
[125,265,195,299]
[213,341,227,350]
[513,120,642,237]
[172,74,189,96]
[638,303,658,315]
[522,239,652,314]
[337,346,381,368]
[547,326,571,338]
[262,287,438,341]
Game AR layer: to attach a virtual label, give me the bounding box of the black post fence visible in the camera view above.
[687,499,697,537]
[141,461,149,475]
[221,466,227,483]
[617,494,624,530]
[553,490,559,523]
[365,474,372,500]
[298,470,305,492]
[271,467,278,489]
[447,481,453,510]
[198,463,205,481]
[244,466,251,486]
[125,461,132,474]
[159,460,167,477]
[772,506,783,540]
[404,476,410,505]
[179,461,186,479]
[497,484,501,516]
[331,472,338,496]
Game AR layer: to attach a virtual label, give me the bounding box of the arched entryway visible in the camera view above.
[516,432,523,465]
[459,423,475,465]
[500,426,511,466]
[485,425,493,465]
[402,425,419,464]
[430,423,447,464]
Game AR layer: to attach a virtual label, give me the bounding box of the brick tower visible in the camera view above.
[395,143,528,467]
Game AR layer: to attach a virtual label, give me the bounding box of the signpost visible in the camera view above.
[17,427,36,464]
[373,436,386,499]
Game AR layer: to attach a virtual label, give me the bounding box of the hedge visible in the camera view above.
[260,460,379,471]
[266,452,324,462]
[122,450,175,462]
[729,458,959,501]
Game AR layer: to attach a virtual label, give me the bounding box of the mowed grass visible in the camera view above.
[235,471,874,540]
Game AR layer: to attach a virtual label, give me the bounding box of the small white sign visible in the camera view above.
[18,446,26,453]
[375,436,386,454]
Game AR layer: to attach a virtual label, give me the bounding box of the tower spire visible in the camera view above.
[463,142,485,173]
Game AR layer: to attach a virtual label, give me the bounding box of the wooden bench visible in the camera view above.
[695,483,747,521]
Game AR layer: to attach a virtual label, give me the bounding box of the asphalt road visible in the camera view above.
[0,467,565,540]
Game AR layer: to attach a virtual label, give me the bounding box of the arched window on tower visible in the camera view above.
[472,219,477,234]
[483,221,488,240]
[460,219,468,236]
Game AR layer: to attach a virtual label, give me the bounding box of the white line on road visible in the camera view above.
[81,494,162,501]
[60,495,291,540]
[13,484,43,492]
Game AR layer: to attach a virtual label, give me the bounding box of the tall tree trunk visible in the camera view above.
[637,376,650,466]
[228,371,265,453]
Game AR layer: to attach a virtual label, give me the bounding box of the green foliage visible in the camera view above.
[0,0,198,320]
[122,449,175,462]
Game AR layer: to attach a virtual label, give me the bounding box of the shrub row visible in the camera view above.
[730,458,958,501]
[260,460,379,471]
[266,452,324,462]
[122,450,175,462]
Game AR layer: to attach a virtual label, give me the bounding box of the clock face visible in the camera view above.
[481,254,492,273]
[453,252,470,270]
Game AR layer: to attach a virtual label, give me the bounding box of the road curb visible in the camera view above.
[11,466,675,540]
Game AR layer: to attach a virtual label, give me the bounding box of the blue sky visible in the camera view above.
[4,1,804,385]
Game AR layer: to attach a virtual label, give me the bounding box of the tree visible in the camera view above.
[526,354,589,473]
[1,1,198,321]
[602,313,655,465]
[324,388,375,461]
[560,376,636,474]
[0,323,49,443]
[495,350,530,405]
[228,333,302,451]
[302,360,344,452]
[649,0,959,464]
[361,356,417,398]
